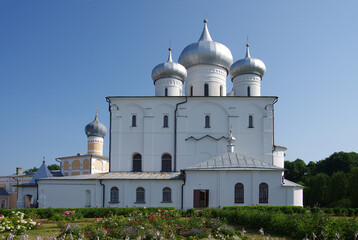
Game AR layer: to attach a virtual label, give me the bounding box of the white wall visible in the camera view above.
[109,96,276,172]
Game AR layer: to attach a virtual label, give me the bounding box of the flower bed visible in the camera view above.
[0,211,40,235]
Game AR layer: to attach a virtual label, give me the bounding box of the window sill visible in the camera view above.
[248,127,254,129]
[161,201,172,203]
[109,201,120,204]
[234,202,244,204]
[134,202,146,204]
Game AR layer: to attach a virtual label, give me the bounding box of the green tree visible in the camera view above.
[315,152,358,176]
[328,171,348,206]
[348,167,358,208]
[305,173,330,207]
[47,164,60,171]
[284,159,307,183]
[23,167,38,174]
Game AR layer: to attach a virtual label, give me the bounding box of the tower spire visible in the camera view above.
[167,48,173,62]
[245,44,251,58]
[199,19,213,41]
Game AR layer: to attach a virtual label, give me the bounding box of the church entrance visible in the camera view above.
[193,189,209,208]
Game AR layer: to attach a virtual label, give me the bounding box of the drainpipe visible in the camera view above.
[272,97,278,152]
[12,176,19,208]
[55,158,62,174]
[174,97,188,172]
[35,179,39,208]
[106,98,112,172]
[180,170,186,210]
[99,179,105,207]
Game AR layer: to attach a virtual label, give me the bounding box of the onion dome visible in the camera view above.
[85,112,107,138]
[230,44,266,79]
[178,19,233,72]
[152,48,187,83]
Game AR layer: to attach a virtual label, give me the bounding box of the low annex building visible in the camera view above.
[34,20,303,209]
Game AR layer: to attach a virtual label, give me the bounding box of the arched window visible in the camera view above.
[204,84,209,96]
[165,88,168,97]
[1,199,6,208]
[133,154,142,172]
[248,115,254,128]
[247,86,251,97]
[136,187,145,203]
[163,115,169,128]
[205,115,210,128]
[132,115,137,127]
[234,183,244,203]
[85,190,91,207]
[259,183,269,203]
[162,187,172,202]
[220,85,223,96]
[190,86,193,96]
[161,154,172,172]
[110,187,119,203]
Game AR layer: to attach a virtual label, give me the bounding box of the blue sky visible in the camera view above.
[1,0,357,175]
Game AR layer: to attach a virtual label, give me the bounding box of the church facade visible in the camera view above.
[36,20,303,209]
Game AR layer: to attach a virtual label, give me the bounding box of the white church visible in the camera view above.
[20,20,303,209]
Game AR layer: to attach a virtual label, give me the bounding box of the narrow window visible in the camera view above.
[85,190,91,207]
[220,85,223,96]
[190,86,193,96]
[234,183,244,203]
[163,115,169,128]
[162,187,172,202]
[110,187,119,203]
[136,187,145,203]
[205,115,210,128]
[165,88,168,97]
[1,199,6,208]
[204,84,209,96]
[132,115,137,127]
[248,115,254,128]
[133,154,142,172]
[162,154,172,172]
[259,183,269,203]
[247,86,251,97]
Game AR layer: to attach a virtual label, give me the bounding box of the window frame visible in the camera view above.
[204,84,209,96]
[259,182,269,203]
[110,187,119,203]
[247,86,251,97]
[162,187,172,203]
[131,115,137,127]
[205,115,211,128]
[136,187,145,203]
[161,153,172,172]
[248,115,254,128]
[234,183,244,203]
[165,88,168,97]
[163,115,169,128]
[132,153,142,172]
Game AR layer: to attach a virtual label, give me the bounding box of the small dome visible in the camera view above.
[152,48,187,83]
[178,20,233,72]
[230,44,266,79]
[85,112,107,138]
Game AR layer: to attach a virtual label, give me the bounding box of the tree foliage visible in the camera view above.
[285,151,358,207]
[23,164,60,174]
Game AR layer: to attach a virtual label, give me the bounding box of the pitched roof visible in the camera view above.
[29,161,53,184]
[283,179,304,188]
[0,187,8,196]
[185,152,283,171]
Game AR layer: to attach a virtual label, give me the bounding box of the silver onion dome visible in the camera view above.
[85,112,107,138]
[178,19,233,72]
[152,48,187,83]
[230,44,266,79]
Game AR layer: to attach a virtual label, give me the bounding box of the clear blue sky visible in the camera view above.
[1,0,357,175]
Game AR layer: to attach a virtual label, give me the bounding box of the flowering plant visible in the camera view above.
[0,211,40,235]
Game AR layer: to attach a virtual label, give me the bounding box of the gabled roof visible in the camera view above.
[0,187,9,196]
[185,152,283,171]
[29,161,53,184]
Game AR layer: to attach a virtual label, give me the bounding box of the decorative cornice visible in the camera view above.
[185,135,228,142]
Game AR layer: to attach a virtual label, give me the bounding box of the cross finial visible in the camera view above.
[43,156,45,164]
